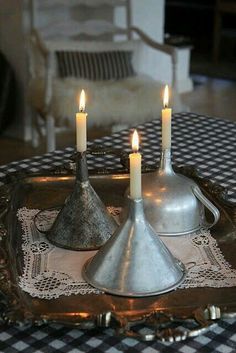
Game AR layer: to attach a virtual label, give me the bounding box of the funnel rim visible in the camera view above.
[158,225,203,237]
[82,258,186,297]
[45,235,101,251]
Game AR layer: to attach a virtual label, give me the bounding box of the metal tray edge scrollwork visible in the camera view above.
[0,152,236,342]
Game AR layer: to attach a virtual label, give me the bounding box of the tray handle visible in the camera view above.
[113,306,220,342]
[69,146,129,174]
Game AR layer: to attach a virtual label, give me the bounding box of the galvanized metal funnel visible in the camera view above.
[142,149,220,236]
[46,152,117,250]
[83,197,186,297]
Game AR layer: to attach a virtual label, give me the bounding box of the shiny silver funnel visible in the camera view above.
[83,197,186,297]
[46,152,117,250]
[142,149,220,236]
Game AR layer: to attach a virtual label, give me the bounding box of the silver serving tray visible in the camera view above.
[0,166,236,342]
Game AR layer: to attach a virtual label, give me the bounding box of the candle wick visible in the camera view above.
[164,104,168,109]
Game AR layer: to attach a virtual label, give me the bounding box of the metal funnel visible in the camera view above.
[142,149,220,236]
[46,152,117,250]
[83,197,186,297]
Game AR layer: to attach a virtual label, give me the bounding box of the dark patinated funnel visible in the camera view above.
[46,152,117,250]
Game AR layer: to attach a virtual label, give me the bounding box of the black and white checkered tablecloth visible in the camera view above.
[0,112,236,353]
[0,112,235,202]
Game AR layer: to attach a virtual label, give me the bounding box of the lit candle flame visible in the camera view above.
[79,89,86,112]
[163,85,169,108]
[132,129,139,153]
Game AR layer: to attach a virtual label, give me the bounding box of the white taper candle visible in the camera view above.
[76,89,87,152]
[129,130,142,199]
[161,85,172,150]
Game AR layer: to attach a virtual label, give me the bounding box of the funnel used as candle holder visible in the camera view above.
[83,197,186,297]
[142,148,220,236]
[46,152,117,250]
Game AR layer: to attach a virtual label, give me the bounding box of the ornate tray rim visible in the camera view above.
[0,162,236,342]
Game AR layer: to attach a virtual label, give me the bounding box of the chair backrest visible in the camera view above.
[29,0,148,80]
[30,0,132,40]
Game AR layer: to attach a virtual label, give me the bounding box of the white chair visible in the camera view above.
[28,0,183,151]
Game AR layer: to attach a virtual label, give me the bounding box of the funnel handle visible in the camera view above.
[193,186,220,229]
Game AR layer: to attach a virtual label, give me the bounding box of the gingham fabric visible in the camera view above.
[0,112,236,352]
[1,319,236,353]
[0,112,235,202]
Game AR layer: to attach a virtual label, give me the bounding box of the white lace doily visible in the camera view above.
[17,207,236,299]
